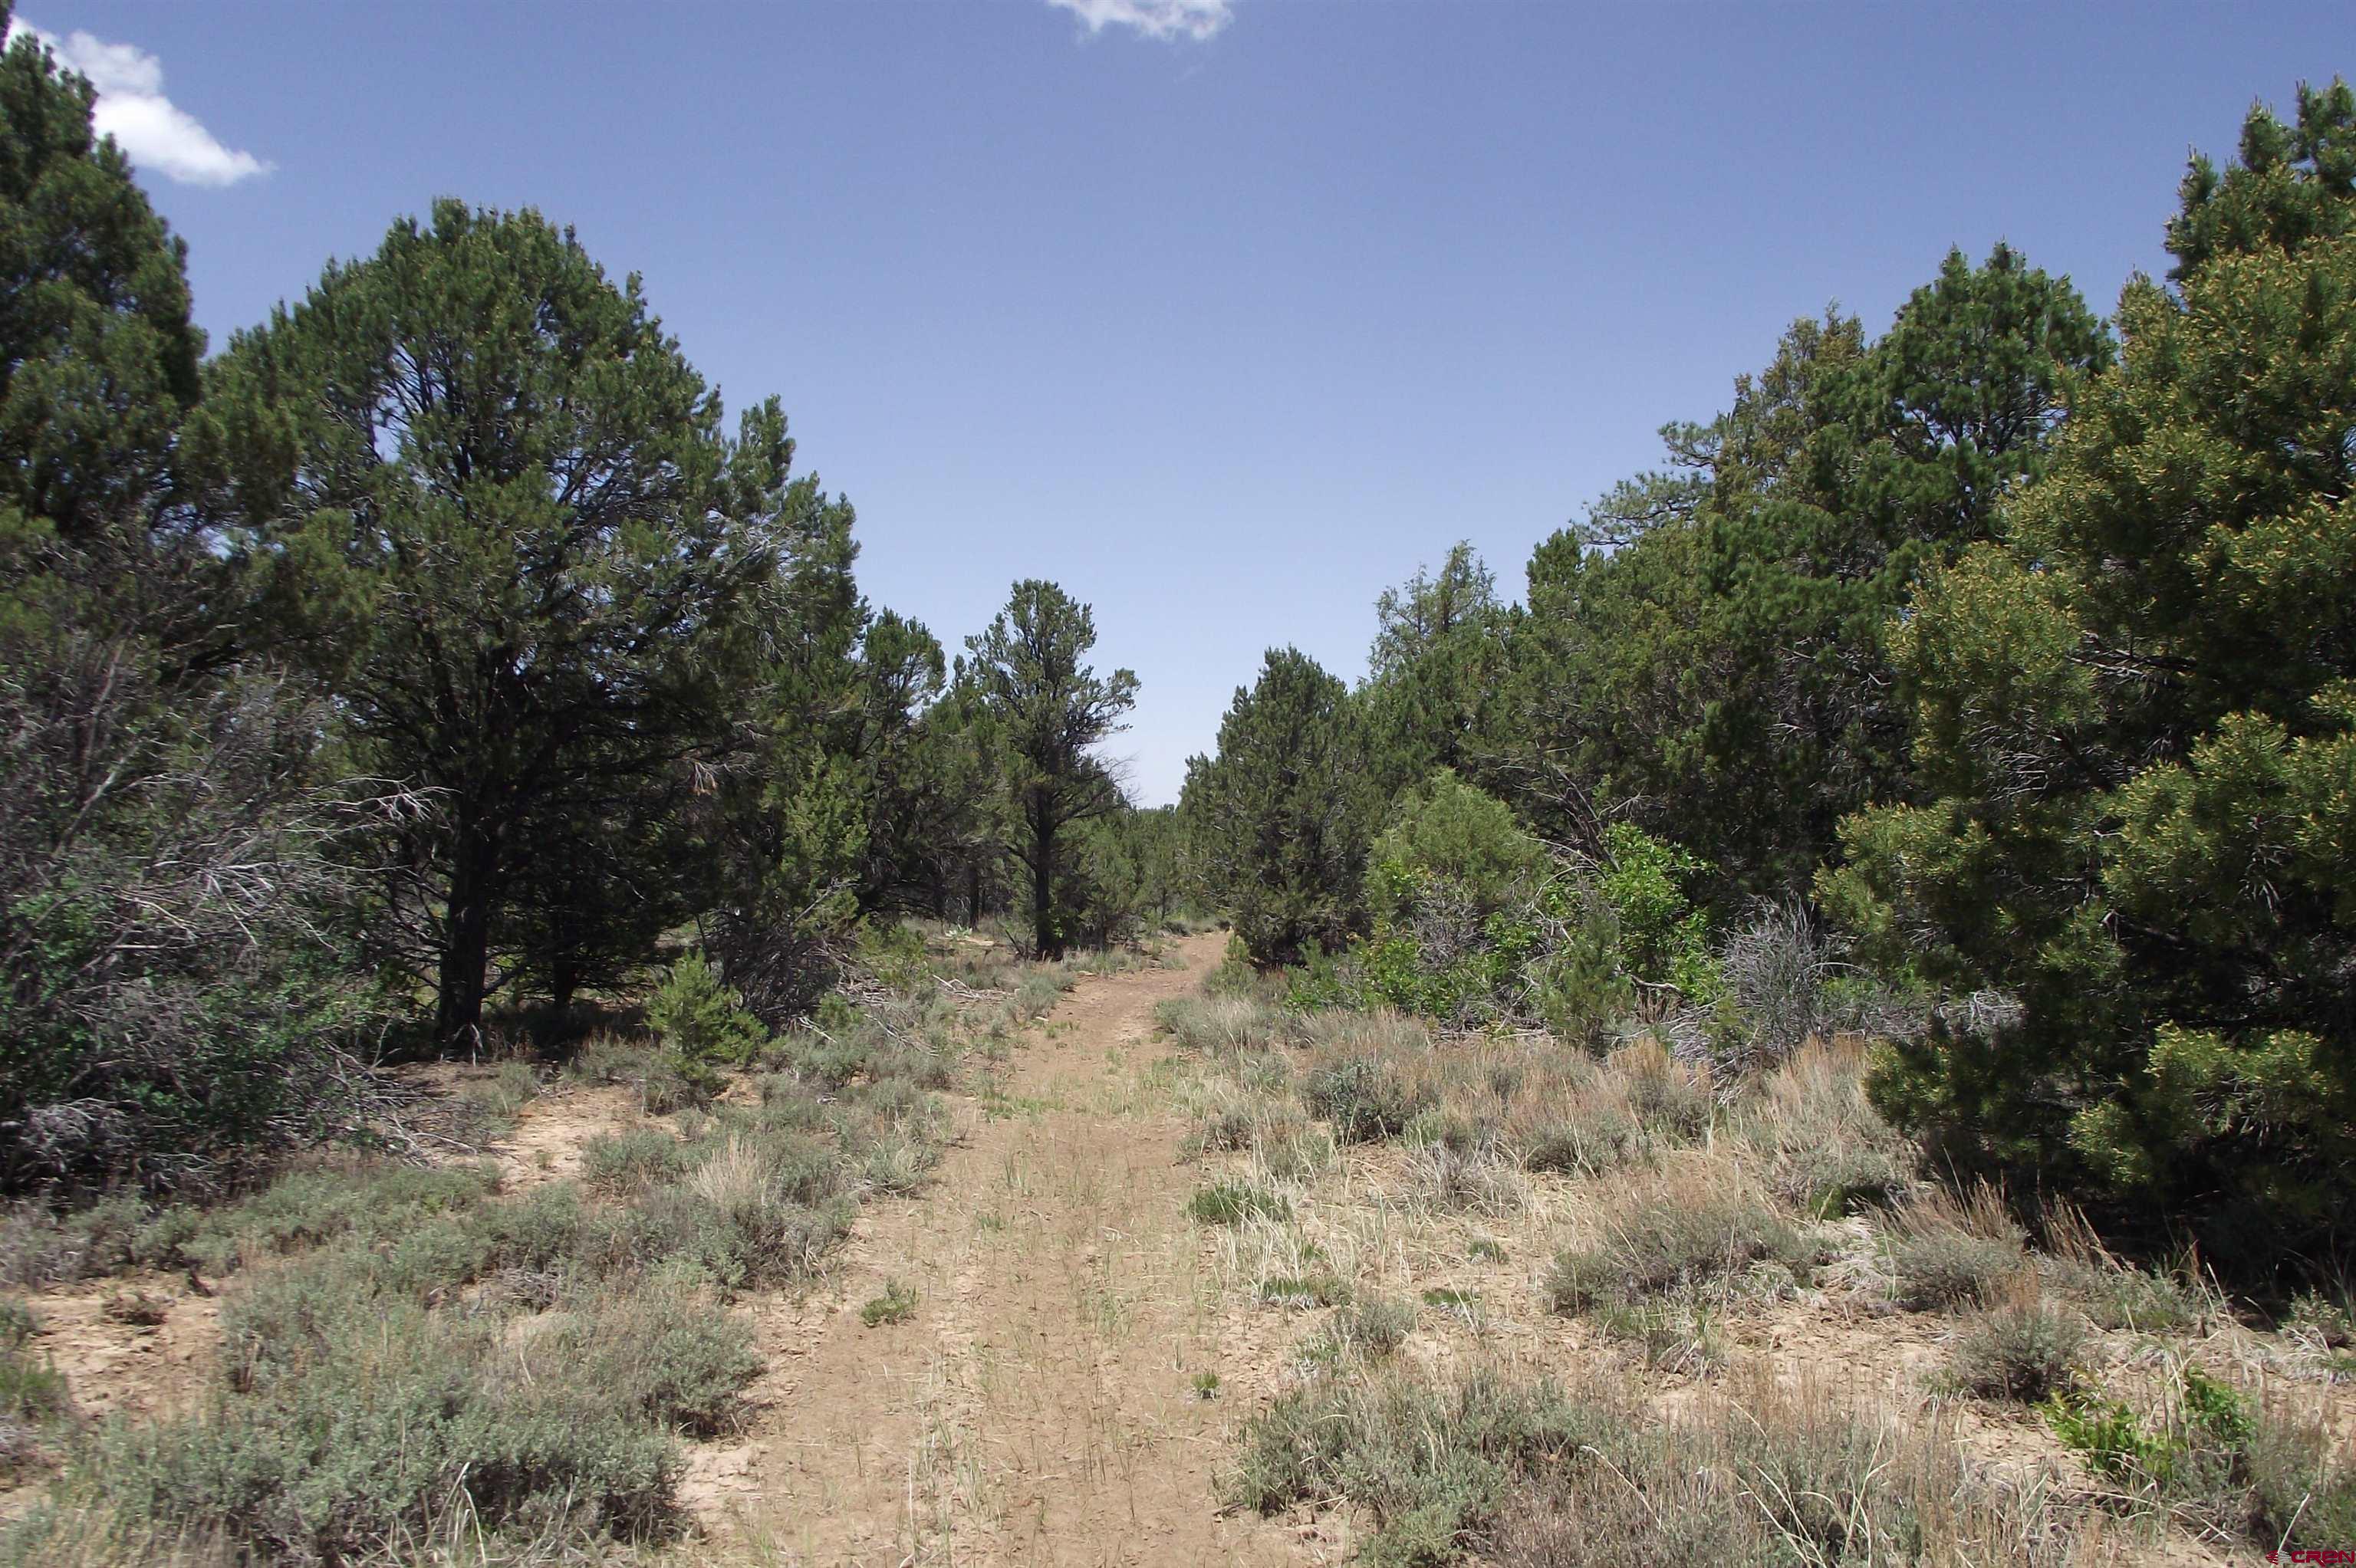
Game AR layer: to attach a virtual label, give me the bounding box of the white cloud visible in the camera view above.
[6,18,270,186]
[1047,0,1233,42]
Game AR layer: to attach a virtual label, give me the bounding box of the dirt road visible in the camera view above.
[699,933,1326,1566]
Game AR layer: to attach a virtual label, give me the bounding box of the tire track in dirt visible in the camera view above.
[701,934,1327,1566]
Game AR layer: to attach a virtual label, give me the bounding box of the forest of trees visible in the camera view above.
[4,5,2352,1280]
[1181,81,2356,1269]
[0,10,1186,1195]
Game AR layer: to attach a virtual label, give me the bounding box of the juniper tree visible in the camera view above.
[1182,648,1368,963]
[963,580,1137,959]
[0,12,373,1186]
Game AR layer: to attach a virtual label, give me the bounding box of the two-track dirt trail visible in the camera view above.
[695,934,1324,1566]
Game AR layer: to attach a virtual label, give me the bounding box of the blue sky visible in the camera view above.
[25,2,2352,803]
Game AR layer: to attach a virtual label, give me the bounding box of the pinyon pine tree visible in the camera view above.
[202,201,794,1047]
[1824,80,2356,1258]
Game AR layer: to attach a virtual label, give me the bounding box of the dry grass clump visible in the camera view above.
[1547,1159,1819,1317]
[1491,1038,1709,1177]
[2032,1202,2213,1334]
[1229,1366,2104,1567]
[1402,1141,1528,1217]
[1946,1282,2089,1402]
[1885,1185,2029,1312]
[1157,994,1289,1058]
[1738,1037,1914,1217]
[1185,1078,1291,1157]
[2,1299,71,1479]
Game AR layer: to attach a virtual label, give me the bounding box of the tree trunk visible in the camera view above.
[435,819,498,1052]
[548,963,579,1021]
[1032,820,1061,961]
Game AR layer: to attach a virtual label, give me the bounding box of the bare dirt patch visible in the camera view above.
[488,1081,647,1192]
[14,1272,216,1428]
[703,935,1324,1566]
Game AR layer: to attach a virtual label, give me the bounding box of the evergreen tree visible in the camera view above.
[964,580,1137,959]
[1361,543,1508,806]
[1499,252,2105,902]
[1825,84,2356,1256]
[202,202,792,1047]
[0,13,369,1187]
[1182,648,1368,963]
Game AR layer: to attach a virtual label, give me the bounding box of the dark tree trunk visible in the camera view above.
[548,963,579,1020]
[966,860,983,927]
[1032,820,1061,961]
[435,818,499,1052]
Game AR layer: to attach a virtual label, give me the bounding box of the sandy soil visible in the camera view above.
[698,933,1329,1566]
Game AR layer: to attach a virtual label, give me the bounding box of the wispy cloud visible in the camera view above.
[6,18,271,186]
[1047,0,1234,43]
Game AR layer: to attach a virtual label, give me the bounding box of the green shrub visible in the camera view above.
[1187,1182,1289,1227]
[1259,1274,1352,1309]
[1370,771,1549,925]
[647,953,768,1095]
[860,1279,917,1327]
[1302,1054,1431,1143]
[1594,823,1719,1001]
[581,1127,693,1192]
[2041,1363,2356,1552]
[2045,1387,2176,1483]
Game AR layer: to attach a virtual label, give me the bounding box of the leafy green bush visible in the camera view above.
[2042,1363,2356,1551]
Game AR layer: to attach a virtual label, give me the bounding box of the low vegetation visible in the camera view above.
[0,922,1120,1561]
